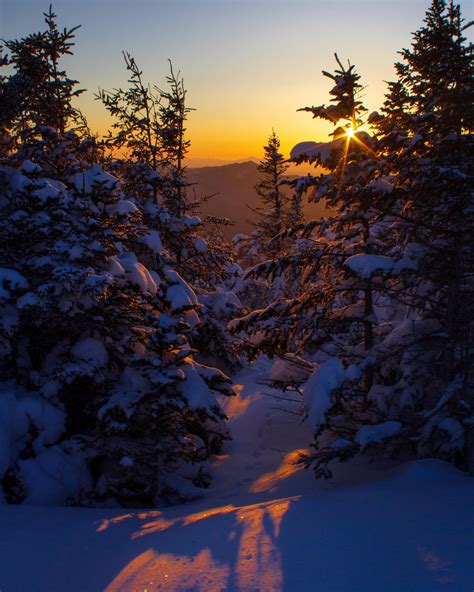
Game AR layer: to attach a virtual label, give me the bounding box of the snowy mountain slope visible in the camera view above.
[0,358,472,592]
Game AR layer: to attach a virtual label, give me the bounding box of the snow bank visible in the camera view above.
[19,446,91,505]
[0,382,66,502]
[0,358,472,592]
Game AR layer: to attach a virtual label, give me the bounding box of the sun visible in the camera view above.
[345,125,355,138]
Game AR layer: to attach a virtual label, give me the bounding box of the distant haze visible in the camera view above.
[188,161,327,240]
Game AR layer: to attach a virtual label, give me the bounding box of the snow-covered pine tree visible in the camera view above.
[368,0,474,472]
[233,131,294,325]
[98,53,243,371]
[237,3,473,479]
[233,56,379,354]
[97,53,235,289]
[231,55,423,476]
[0,8,233,506]
[240,131,289,262]
[152,65,244,369]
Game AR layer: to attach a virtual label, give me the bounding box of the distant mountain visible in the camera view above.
[188,161,327,239]
[185,156,259,168]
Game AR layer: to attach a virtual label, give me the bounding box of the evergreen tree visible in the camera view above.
[0,5,82,137]
[231,54,428,478]
[247,131,289,261]
[368,0,474,471]
[98,53,237,284]
[0,9,233,506]
[233,3,474,478]
[99,53,243,370]
[232,56,388,364]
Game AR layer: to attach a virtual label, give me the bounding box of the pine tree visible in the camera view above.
[98,53,236,286]
[247,131,289,260]
[0,5,83,137]
[99,53,243,370]
[0,9,233,506]
[246,3,472,478]
[368,0,474,471]
[231,55,426,477]
[232,56,382,356]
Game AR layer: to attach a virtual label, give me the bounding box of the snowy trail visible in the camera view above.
[209,357,313,505]
[0,358,473,591]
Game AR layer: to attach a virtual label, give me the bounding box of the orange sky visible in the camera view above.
[3,0,473,162]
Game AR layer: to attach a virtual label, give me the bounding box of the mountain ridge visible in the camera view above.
[188,160,327,239]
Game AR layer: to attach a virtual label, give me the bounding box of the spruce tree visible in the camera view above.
[0,9,233,506]
[0,5,82,136]
[99,53,243,371]
[231,55,421,477]
[369,0,474,471]
[234,4,474,478]
[247,131,289,260]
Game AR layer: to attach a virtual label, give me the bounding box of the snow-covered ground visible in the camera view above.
[0,358,472,591]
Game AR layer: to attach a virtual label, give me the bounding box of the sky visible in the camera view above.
[1,0,473,162]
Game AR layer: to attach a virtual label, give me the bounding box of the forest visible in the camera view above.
[0,1,472,590]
